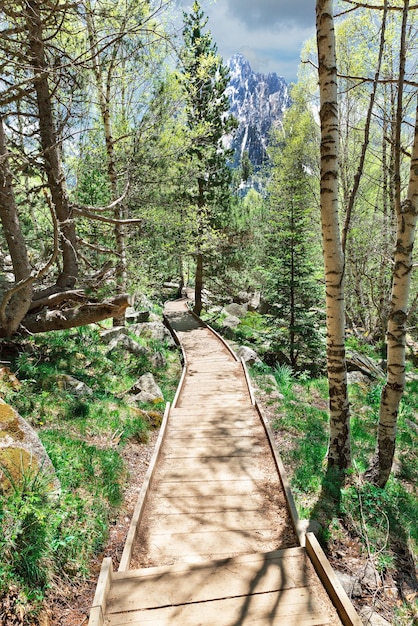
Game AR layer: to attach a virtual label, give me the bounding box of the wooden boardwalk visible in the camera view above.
[88,300,362,626]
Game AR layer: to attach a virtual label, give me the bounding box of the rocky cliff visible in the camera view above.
[226,53,291,169]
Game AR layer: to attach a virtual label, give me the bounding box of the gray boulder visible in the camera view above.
[224,303,247,318]
[248,291,261,311]
[335,571,362,598]
[125,307,150,324]
[150,352,167,370]
[100,326,129,344]
[131,373,164,404]
[359,608,391,625]
[222,315,241,329]
[107,334,149,357]
[135,322,176,347]
[298,519,322,538]
[236,345,261,366]
[0,399,60,495]
[57,374,93,397]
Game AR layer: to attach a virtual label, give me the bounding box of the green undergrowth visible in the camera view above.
[0,318,181,619]
[250,361,418,625]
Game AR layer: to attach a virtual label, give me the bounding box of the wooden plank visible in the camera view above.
[155,459,270,482]
[151,493,266,514]
[156,478,263,497]
[146,509,280,534]
[141,528,284,560]
[165,428,261,439]
[118,402,171,572]
[108,550,315,613]
[106,588,334,626]
[162,440,265,457]
[88,557,113,626]
[113,547,306,580]
[306,533,362,626]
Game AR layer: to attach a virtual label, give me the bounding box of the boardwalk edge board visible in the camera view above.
[306,533,363,626]
[118,401,171,572]
[88,557,113,626]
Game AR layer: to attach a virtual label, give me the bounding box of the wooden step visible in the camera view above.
[105,549,340,625]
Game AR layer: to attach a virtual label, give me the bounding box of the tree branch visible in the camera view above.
[22,294,133,333]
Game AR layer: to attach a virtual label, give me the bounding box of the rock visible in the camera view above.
[235,291,251,304]
[133,322,176,347]
[359,607,392,626]
[125,307,149,324]
[235,345,261,366]
[224,303,247,318]
[131,373,164,404]
[358,561,381,590]
[150,352,167,370]
[335,571,362,598]
[222,315,241,329]
[263,374,284,400]
[134,293,153,311]
[347,371,371,385]
[100,326,129,343]
[0,399,60,495]
[57,374,93,397]
[248,291,261,311]
[107,334,149,357]
[298,519,322,538]
[163,281,180,290]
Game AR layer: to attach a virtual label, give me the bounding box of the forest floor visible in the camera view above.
[43,432,160,626]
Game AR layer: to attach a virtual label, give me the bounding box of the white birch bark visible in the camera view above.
[373,95,418,487]
[316,0,351,470]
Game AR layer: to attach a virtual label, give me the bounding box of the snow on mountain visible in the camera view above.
[225,53,291,169]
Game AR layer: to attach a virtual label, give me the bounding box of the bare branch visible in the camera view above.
[71,184,129,214]
[73,206,143,226]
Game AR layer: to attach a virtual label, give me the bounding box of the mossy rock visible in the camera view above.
[0,399,60,495]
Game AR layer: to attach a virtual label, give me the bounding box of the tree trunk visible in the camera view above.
[25,0,78,290]
[0,118,33,337]
[316,0,351,471]
[22,294,133,334]
[193,253,203,316]
[193,177,205,316]
[85,4,127,326]
[368,95,418,487]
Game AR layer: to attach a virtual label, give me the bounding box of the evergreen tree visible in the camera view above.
[266,85,323,371]
[179,1,237,314]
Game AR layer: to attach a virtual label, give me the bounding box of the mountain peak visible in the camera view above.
[226,54,290,168]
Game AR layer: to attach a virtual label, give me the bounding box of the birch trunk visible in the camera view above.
[316,0,351,470]
[370,95,418,487]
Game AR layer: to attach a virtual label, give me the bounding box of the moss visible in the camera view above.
[0,402,24,440]
[0,447,37,491]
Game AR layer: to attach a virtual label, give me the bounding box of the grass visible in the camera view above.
[250,360,418,625]
[0,317,181,618]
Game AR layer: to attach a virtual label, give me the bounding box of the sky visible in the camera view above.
[175,0,316,83]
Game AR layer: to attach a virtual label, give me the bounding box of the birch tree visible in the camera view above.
[316,0,351,470]
[366,0,418,487]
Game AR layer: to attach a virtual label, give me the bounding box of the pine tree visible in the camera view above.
[266,85,323,371]
[179,1,237,314]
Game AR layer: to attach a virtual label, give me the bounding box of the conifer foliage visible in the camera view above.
[179,1,237,314]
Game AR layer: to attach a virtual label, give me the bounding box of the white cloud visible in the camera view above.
[174,0,315,82]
